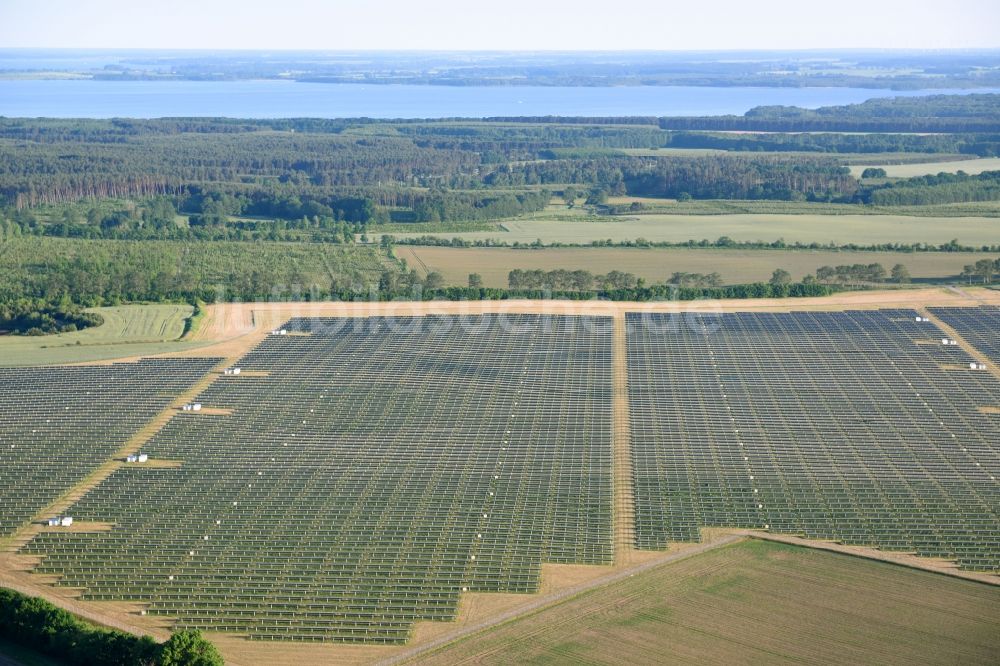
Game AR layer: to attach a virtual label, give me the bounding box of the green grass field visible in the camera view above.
[387,212,1000,246]
[412,539,1000,666]
[850,157,1000,179]
[396,246,989,287]
[0,304,210,367]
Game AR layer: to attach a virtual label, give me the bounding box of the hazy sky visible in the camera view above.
[1,0,998,50]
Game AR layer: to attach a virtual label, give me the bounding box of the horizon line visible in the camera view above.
[3,47,1000,54]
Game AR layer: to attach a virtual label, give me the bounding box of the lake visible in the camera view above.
[1,79,995,119]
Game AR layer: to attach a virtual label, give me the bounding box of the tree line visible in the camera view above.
[659,94,1000,133]
[386,233,1000,254]
[505,263,931,294]
[486,154,857,201]
[860,170,1000,206]
[0,235,854,321]
[665,131,1000,157]
[1,187,551,243]
[0,299,103,335]
[0,587,223,665]
[0,237,391,307]
[508,269,640,291]
[336,282,841,302]
[3,94,998,219]
[960,258,1000,284]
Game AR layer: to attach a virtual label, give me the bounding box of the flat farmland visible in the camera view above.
[411,539,1000,666]
[850,157,1000,178]
[622,148,974,162]
[396,246,988,287]
[387,213,1000,246]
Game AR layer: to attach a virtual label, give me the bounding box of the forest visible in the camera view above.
[665,131,1000,156]
[2,95,998,217]
[861,170,1000,205]
[1,93,999,317]
[0,587,222,666]
[659,94,1000,132]
[0,234,854,315]
[0,236,391,305]
[0,301,103,335]
[0,95,995,220]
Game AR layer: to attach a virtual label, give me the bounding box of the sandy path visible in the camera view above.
[612,312,635,564]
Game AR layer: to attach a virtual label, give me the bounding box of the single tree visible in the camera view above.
[585,188,608,205]
[562,187,577,207]
[378,270,397,294]
[770,269,792,286]
[468,273,483,288]
[975,258,996,284]
[158,630,223,666]
[424,272,444,290]
[891,263,911,284]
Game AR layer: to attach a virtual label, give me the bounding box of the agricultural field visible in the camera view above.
[396,245,989,287]
[595,197,1000,217]
[0,304,209,367]
[386,212,1000,246]
[412,539,1000,666]
[623,148,977,163]
[850,157,1000,178]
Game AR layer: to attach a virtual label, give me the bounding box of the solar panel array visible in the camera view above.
[22,315,613,643]
[929,306,1000,365]
[11,307,1000,644]
[0,358,220,537]
[627,309,1000,571]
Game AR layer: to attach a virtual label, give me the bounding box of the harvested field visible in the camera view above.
[395,245,989,287]
[850,157,1000,178]
[409,539,1000,666]
[386,213,1000,246]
